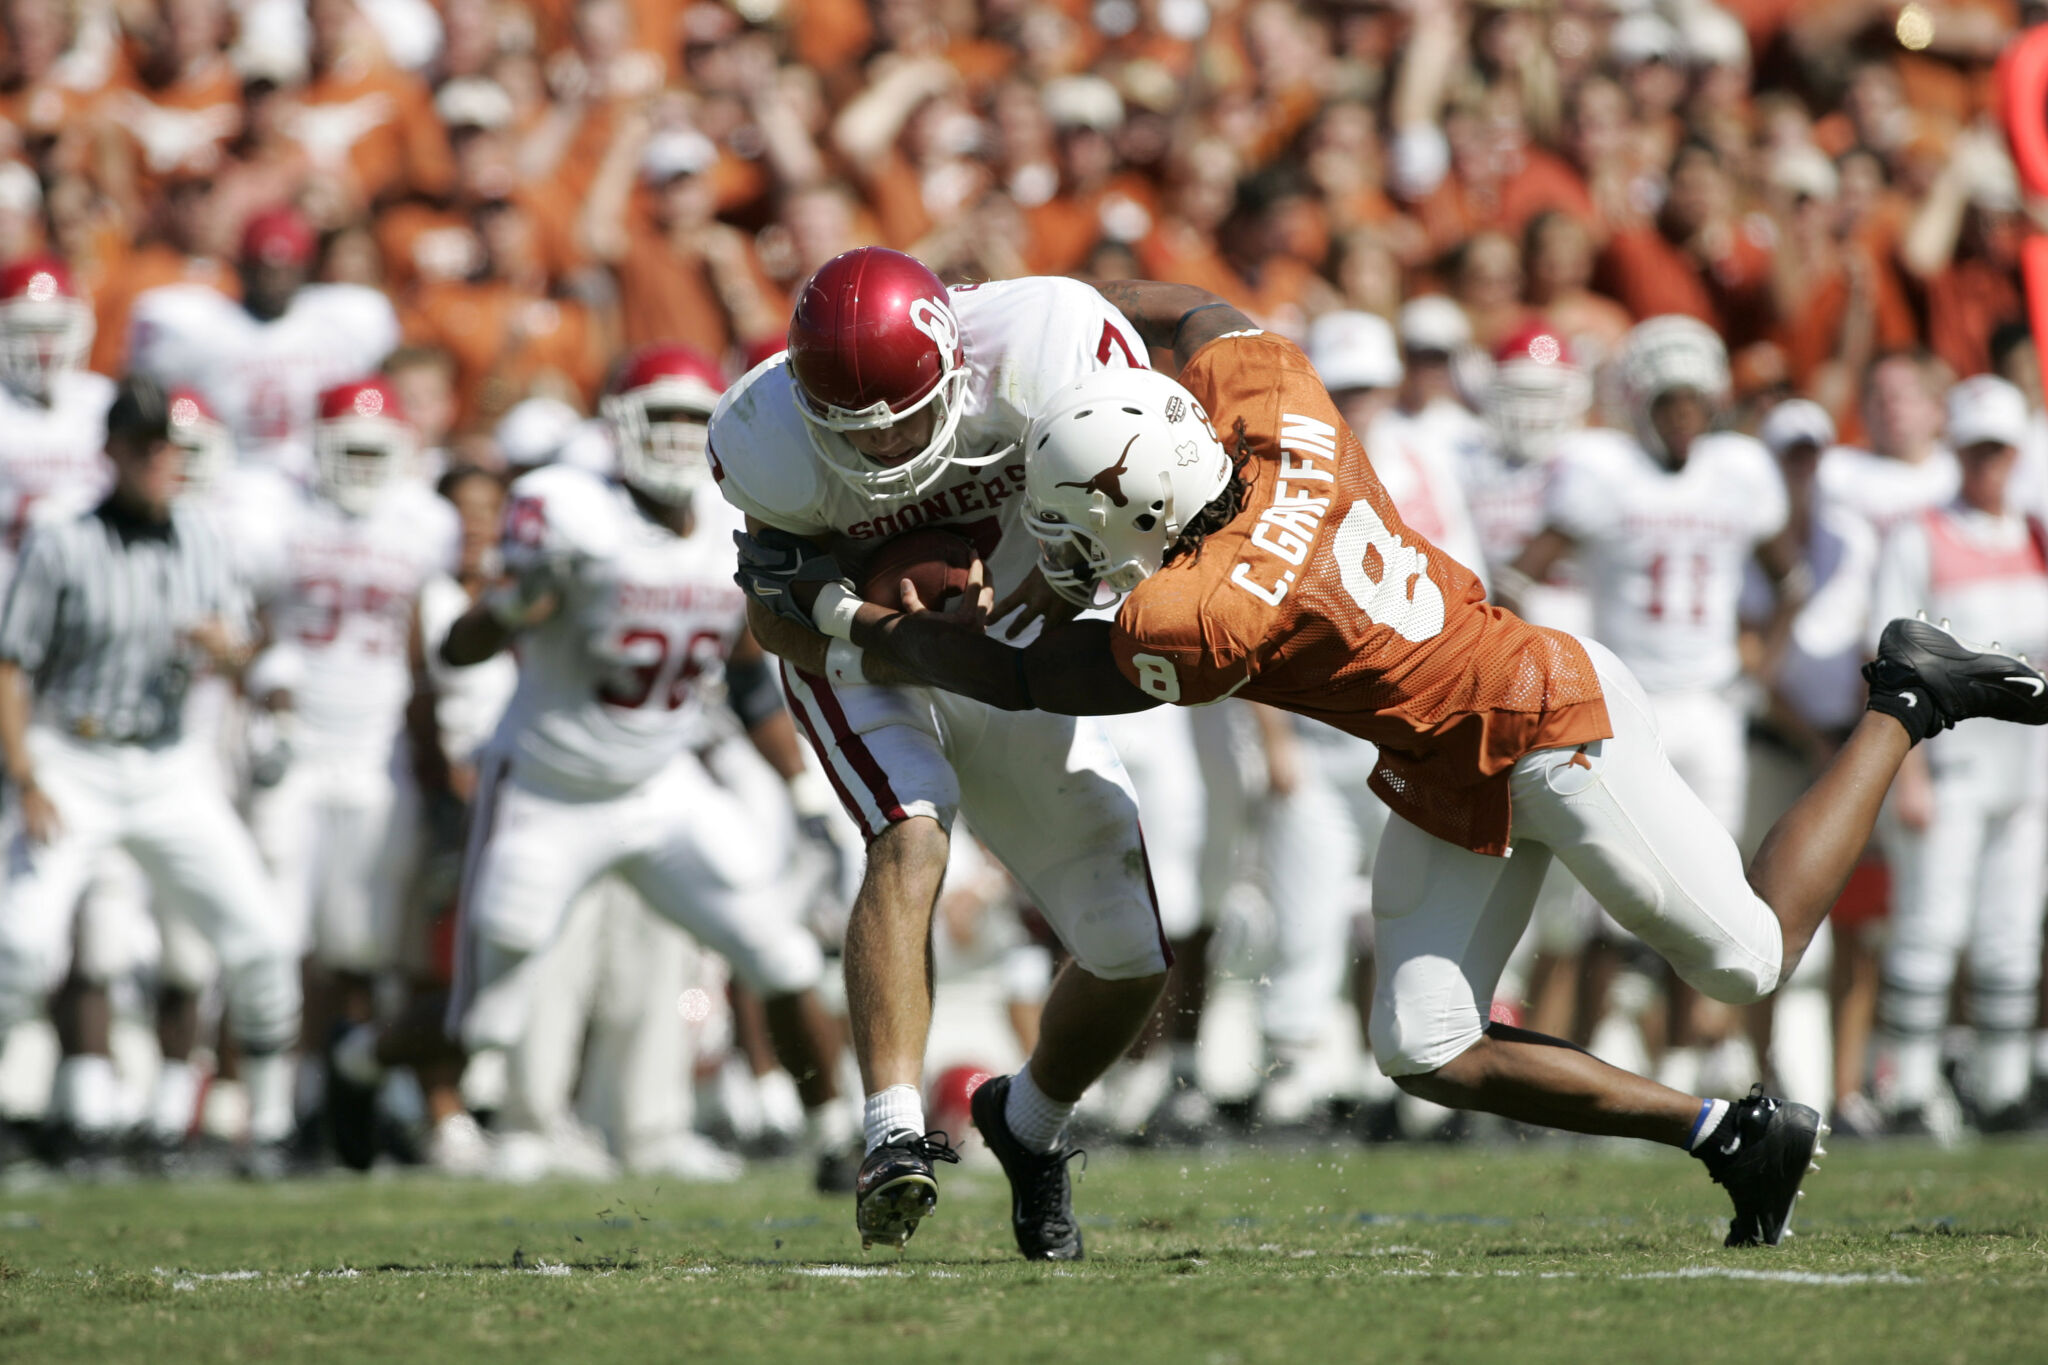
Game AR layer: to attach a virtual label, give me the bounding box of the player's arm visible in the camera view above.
[849,598,1155,715]
[739,517,923,685]
[1093,281,1256,372]
[440,553,566,667]
[1498,527,1576,616]
[403,606,453,797]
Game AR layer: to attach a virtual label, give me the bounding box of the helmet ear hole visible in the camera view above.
[1134,513,1157,532]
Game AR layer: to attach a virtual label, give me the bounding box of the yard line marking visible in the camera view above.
[1622,1267,1919,1286]
[794,1265,897,1278]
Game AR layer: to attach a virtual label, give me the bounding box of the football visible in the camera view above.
[857,528,977,610]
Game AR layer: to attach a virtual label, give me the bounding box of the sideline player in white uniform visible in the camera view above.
[1511,316,1795,1093]
[128,205,400,481]
[1871,376,2048,1133]
[245,377,456,1099]
[0,258,114,577]
[717,248,1168,1257]
[0,378,301,1174]
[440,343,854,1184]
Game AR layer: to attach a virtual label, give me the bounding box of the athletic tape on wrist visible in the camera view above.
[825,637,865,687]
[813,582,862,640]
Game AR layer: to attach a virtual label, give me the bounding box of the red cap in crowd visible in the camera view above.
[240,206,318,268]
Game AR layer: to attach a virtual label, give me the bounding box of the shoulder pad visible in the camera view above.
[705,358,829,532]
[504,463,619,562]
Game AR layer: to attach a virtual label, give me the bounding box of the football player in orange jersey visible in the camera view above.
[738,282,2048,1247]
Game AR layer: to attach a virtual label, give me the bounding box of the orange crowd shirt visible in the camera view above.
[1108,330,1611,855]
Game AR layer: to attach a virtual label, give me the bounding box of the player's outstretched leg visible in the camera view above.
[855,1131,959,1250]
[1753,617,2048,976]
[971,1073,1085,1261]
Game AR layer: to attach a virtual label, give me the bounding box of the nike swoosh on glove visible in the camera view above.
[733,526,856,630]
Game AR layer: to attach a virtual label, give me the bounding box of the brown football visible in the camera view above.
[858,528,977,610]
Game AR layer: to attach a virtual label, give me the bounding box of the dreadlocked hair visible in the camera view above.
[1163,417,1254,569]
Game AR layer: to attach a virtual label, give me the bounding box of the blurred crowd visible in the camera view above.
[1,0,2047,1181]
[0,0,2031,443]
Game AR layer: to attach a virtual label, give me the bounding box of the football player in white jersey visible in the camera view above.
[1870,376,2048,1135]
[1511,316,1797,1091]
[245,377,457,1111]
[1818,350,1959,537]
[438,343,855,1186]
[127,205,400,481]
[0,257,114,590]
[716,247,1167,1257]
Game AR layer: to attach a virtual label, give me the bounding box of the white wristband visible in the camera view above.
[825,637,865,688]
[812,581,863,640]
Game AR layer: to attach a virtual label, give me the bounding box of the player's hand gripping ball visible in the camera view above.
[858,528,980,612]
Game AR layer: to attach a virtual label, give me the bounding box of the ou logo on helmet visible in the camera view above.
[907,296,960,361]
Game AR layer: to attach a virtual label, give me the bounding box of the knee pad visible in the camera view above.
[222,953,301,1052]
[1369,972,1482,1079]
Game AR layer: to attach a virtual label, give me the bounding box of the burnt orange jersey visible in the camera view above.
[1108,331,1611,855]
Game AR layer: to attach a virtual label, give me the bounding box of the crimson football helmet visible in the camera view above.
[600,342,724,504]
[0,257,93,400]
[1482,321,1590,463]
[785,247,977,498]
[314,377,415,513]
[167,388,233,495]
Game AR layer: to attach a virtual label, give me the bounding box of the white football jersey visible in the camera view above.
[490,463,751,796]
[1438,406,1593,636]
[191,462,303,593]
[1873,502,2048,802]
[1548,428,1787,693]
[0,371,115,591]
[128,282,401,479]
[1361,403,1489,591]
[1739,501,1878,733]
[252,481,457,761]
[417,573,516,766]
[1816,444,1959,536]
[708,276,1150,607]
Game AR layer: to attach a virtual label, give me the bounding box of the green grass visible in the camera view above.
[3,1140,2046,1363]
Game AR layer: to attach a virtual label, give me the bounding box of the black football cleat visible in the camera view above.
[815,1142,861,1195]
[325,1024,379,1173]
[971,1074,1085,1261]
[1864,616,2048,740]
[1699,1085,1828,1247]
[854,1130,959,1250]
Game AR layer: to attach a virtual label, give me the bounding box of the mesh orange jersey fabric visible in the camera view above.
[1108,331,1611,855]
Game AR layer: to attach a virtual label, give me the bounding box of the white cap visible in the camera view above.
[1681,6,1749,68]
[435,77,515,132]
[1609,13,1680,65]
[0,161,41,214]
[640,128,718,184]
[1768,144,1839,203]
[1947,374,2030,450]
[495,396,583,468]
[1398,295,1472,355]
[1309,310,1403,391]
[232,31,310,86]
[1759,398,1836,456]
[1042,75,1124,132]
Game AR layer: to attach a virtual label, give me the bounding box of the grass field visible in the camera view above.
[3,1138,2046,1364]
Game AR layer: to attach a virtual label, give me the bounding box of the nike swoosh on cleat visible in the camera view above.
[1718,1135,1742,1156]
[2004,675,2046,697]
[1901,694,1917,707]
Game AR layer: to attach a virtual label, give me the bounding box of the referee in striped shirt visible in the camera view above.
[0,376,301,1171]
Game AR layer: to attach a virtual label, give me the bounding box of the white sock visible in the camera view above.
[807,1099,858,1156]
[863,1084,924,1153]
[1975,1032,2033,1113]
[1890,1034,1941,1109]
[55,1054,122,1135]
[1003,1066,1075,1153]
[149,1060,203,1142]
[243,1052,297,1146]
[1685,1097,1731,1152]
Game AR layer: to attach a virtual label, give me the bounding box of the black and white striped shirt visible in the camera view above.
[0,498,242,747]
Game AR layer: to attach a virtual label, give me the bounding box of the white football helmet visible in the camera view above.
[600,342,724,504]
[1024,368,1233,607]
[1616,315,1730,458]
